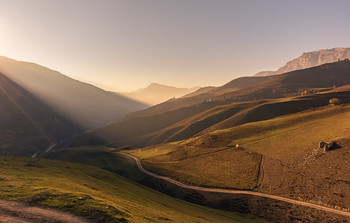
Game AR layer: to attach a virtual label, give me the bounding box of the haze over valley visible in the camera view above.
[1,1,350,222]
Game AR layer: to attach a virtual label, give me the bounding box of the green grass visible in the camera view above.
[208,105,350,161]
[143,147,262,189]
[127,104,350,190]
[126,143,180,159]
[0,156,264,222]
[45,146,144,181]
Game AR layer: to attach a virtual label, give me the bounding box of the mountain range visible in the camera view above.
[2,47,350,222]
[62,60,350,149]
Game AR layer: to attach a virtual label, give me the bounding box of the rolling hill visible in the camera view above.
[67,61,350,149]
[124,76,273,120]
[121,83,200,105]
[0,71,81,156]
[0,155,263,223]
[125,103,350,222]
[0,56,147,129]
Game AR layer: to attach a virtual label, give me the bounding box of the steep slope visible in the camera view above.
[81,61,350,148]
[222,60,350,102]
[121,83,200,105]
[124,55,350,122]
[0,71,81,156]
[212,76,272,95]
[98,88,350,148]
[0,56,147,129]
[255,47,350,76]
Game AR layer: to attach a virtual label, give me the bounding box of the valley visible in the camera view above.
[4,58,350,222]
[1,3,350,220]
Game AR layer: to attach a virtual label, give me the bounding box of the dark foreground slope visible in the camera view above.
[0,72,81,156]
[0,56,147,129]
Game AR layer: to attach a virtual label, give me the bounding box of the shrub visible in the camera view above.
[329,98,342,105]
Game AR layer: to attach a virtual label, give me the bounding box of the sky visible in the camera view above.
[0,0,350,91]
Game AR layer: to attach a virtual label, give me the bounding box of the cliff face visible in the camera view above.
[255,47,350,76]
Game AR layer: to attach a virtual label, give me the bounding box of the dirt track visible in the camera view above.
[118,152,350,218]
[0,200,91,223]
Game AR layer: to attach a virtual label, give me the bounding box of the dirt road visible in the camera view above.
[0,200,91,223]
[118,152,350,218]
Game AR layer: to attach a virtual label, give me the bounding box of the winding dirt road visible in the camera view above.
[0,200,91,223]
[118,152,350,218]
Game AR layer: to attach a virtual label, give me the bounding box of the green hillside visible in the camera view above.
[126,103,350,188]
[0,156,263,223]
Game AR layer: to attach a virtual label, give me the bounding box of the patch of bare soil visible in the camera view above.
[0,200,92,223]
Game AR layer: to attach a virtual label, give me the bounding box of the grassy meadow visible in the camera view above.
[0,156,264,223]
[126,104,350,189]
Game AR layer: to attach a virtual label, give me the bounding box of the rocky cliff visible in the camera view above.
[255,47,350,76]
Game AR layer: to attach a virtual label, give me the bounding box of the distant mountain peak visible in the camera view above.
[149,82,162,87]
[255,47,350,76]
[121,83,200,105]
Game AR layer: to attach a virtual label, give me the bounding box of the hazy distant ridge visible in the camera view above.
[121,83,200,105]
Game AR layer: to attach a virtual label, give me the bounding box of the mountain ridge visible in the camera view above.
[0,56,147,129]
[62,60,350,149]
[0,71,81,156]
[255,47,350,76]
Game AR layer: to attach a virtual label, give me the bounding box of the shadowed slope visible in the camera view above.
[0,56,147,129]
[216,60,350,102]
[0,72,81,156]
[64,61,350,149]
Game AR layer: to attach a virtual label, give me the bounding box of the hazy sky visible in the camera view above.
[0,0,349,91]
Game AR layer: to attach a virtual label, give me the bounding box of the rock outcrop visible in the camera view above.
[255,47,350,76]
[319,141,341,152]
